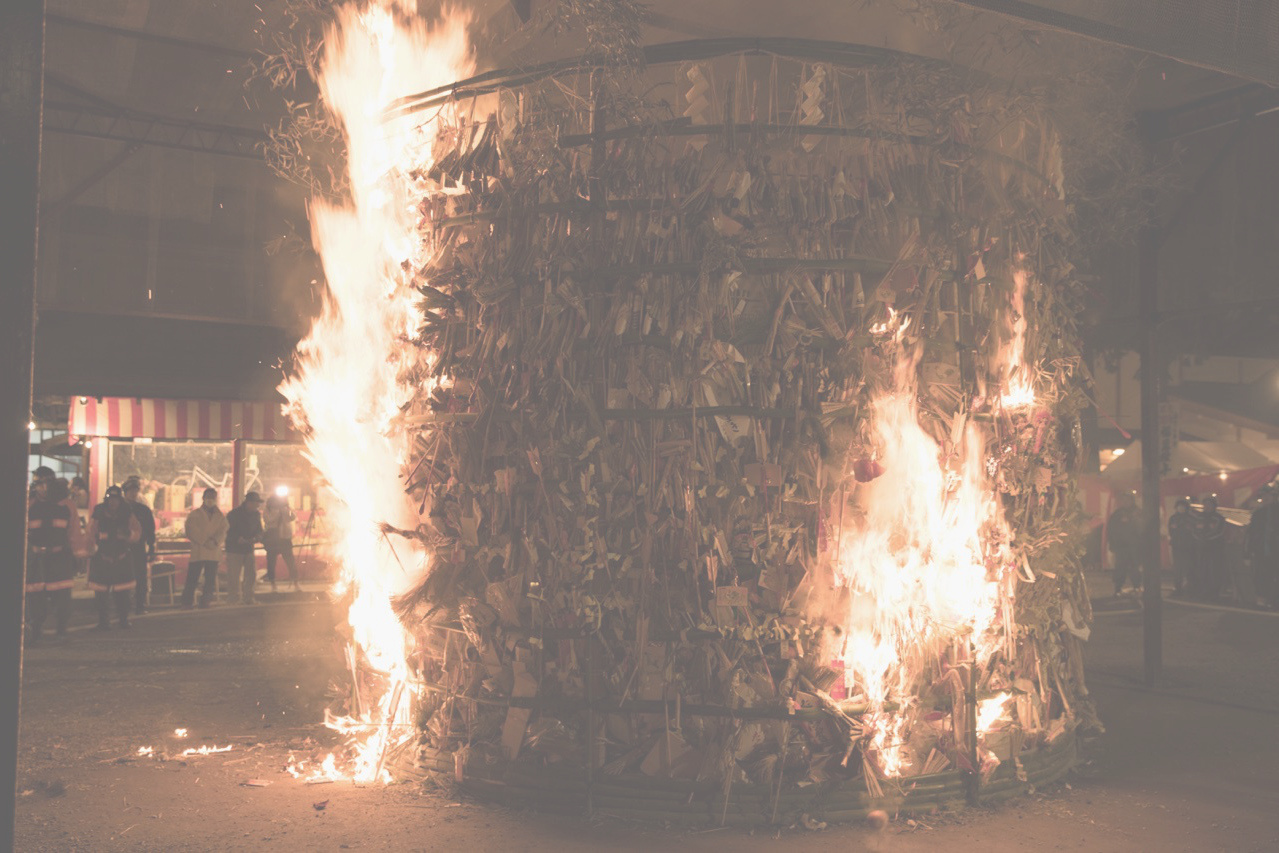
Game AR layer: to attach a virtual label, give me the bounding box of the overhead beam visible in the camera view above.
[946,0,1279,85]
[41,142,141,219]
[33,310,295,402]
[43,100,267,160]
[1143,84,1279,142]
[45,11,255,60]
[44,69,129,113]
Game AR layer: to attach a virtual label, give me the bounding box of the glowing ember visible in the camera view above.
[173,728,188,738]
[279,0,474,784]
[180,744,234,757]
[136,746,154,757]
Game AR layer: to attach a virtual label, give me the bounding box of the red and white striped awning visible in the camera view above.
[68,397,297,442]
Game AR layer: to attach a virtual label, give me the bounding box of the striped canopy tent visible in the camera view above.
[69,397,297,442]
[69,397,301,506]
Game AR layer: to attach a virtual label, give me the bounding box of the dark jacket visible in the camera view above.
[1168,511,1196,553]
[1248,502,1279,559]
[1195,509,1227,546]
[28,497,73,553]
[128,500,157,553]
[1107,505,1141,554]
[88,502,141,590]
[225,504,263,554]
[27,497,76,592]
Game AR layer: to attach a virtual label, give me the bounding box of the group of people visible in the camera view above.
[181,489,298,609]
[1107,488,1279,608]
[26,466,299,639]
[1166,495,1229,601]
[26,467,156,637]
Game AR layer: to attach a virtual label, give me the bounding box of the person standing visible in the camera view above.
[225,491,264,604]
[1193,495,1228,601]
[262,494,299,593]
[1248,488,1279,609]
[1107,491,1142,596]
[68,475,91,576]
[87,485,141,629]
[28,465,55,506]
[1168,497,1196,597]
[122,477,157,615]
[26,476,76,643]
[182,488,228,609]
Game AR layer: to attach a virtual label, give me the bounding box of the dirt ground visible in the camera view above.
[15,589,1279,852]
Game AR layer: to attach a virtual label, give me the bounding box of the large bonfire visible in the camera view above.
[281,0,1096,817]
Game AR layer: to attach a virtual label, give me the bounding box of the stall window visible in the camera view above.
[239,442,330,554]
[108,440,233,543]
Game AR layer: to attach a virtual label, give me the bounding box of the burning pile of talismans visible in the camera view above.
[371,45,1097,810]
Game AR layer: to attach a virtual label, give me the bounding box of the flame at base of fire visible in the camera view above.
[822,313,1021,778]
[279,0,474,785]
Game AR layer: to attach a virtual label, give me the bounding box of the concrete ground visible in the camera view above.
[15,589,1279,852]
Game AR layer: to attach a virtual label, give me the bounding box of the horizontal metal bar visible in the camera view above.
[387,37,952,118]
[45,12,255,60]
[43,101,267,160]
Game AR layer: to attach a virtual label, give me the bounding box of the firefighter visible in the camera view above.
[26,476,76,643]
[122,477,157,614]
[88,485,141,629]
[1168,497,1196,597]
[1193,495,1228,601]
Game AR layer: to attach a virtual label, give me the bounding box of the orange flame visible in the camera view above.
[828,312,1015,776]
[1000,269,1036,410]
[976,691,1012,732]
[279,1,474,783]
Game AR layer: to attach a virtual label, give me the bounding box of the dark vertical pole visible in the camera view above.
[0,0,45,847]
[584,635,595,819]
[232,438,244,503]
[1138,223,1163,687]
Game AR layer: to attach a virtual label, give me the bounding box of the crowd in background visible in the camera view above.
[181,488,298,609]
[25,467,297,641]
[1105,486,1279,609]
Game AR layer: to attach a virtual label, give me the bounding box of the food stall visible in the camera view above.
[68,396,332,591]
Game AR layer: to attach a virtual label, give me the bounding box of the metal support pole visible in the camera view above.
[0,0,45,848]
[584,636,595,819]
[232,438,244,504]
[1138,224,1163,687]
[964,659,979,805]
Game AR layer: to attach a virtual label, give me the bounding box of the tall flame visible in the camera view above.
[830,313,1016,776]
[1000,269,1036,409]
[279,2,473,783]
